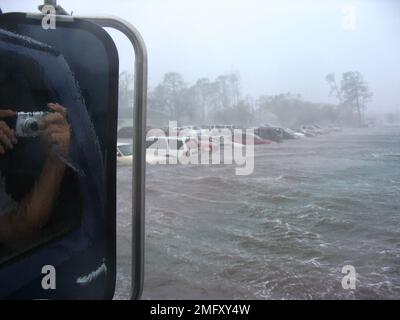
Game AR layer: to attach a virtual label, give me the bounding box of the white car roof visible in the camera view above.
[147,136,190,141]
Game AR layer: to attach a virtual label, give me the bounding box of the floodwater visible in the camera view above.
[115,126,400,300]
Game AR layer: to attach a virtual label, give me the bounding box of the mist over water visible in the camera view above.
[115,126,400,299]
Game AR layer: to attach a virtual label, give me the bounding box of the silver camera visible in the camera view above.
[15,112,49,137]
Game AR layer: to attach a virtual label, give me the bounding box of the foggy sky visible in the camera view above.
[1,0,400,113]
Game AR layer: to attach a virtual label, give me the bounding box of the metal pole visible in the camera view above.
[82,16,148,301]
[38,0,69,15]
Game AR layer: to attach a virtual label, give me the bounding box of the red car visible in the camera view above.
[233,132,273,145]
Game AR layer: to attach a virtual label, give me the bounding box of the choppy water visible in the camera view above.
[116,127,400,300]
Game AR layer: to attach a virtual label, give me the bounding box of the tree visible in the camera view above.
[119,72,134,106]
[325,73,343,104]
[326,71,373,126]
[151,72,187,123]
[340,71,373,126]
[118,72,134,118]
[215,73,241,109]
[258,92,339,126]
[191,78,213,123]
[212,99,254,127]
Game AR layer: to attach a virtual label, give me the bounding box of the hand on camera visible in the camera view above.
[40,103,70,158]
[0,109,17,155]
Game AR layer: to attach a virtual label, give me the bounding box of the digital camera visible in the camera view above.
[15,112,49,138]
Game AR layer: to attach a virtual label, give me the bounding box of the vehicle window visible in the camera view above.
[146,139,157,149]
[118,145,133,156]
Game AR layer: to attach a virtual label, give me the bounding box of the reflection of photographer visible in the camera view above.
[0,103,70,243]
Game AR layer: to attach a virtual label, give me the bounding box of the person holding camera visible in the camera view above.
[0,103,70,243]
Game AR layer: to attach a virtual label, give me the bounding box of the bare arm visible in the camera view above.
[0,103,70,243]
[0,159,65,242]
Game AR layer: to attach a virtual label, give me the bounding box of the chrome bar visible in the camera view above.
[82,15,148,301]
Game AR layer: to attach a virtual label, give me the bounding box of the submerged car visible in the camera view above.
[146,136,198,164]
[194,136,220,152]
[294,128,315,137]
[327,125,342,132]
[117,142,135,165]
[301,125,323,135]
[276,127,296,140]
[285,128,306,139]
[254,126,283,142]
[232,132,273,145]
[209,134,245,149]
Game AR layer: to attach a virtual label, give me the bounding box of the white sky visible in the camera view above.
[1,0,400,113]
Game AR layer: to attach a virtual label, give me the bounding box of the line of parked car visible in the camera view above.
[253,124,342,142]
[116,123,342,165]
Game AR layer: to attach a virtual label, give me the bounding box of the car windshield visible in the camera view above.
[146,139,157,149]
[118,144,133,156]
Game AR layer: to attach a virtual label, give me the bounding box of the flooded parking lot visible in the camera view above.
[115,127,400,299]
